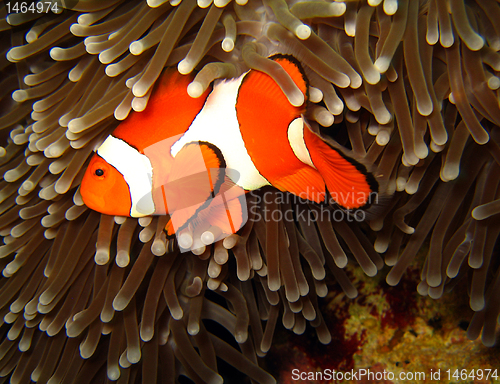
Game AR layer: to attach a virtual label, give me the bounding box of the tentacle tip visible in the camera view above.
[191,245,206,255]
[114,106,131,121]
[98,50,114,65]
[414,145,429,159]
[112,298,127,312]
[375,131,390,146]
[295,24,311,40]
[467,36,485,52]
[131,97,147,112]
[178,232,194,249]
[126,351,141,364]
[12,90,27,103]
[426,276,442,288]
[132,83,148,98]
[201,231,215,245]
[373,57,390,74]
[49,47,62,60]
[374,241,388,253]
[365,72,381,86]
[151,242,167,256]
[107,368,121,381]
[94,251,110,265]
[404,184,418,195]
[235,332,248,343]
[197,0,212,8]
[426,34,438,46]
[364,265,378,277]
[471,206,489,221]
[403,153,419,166]
[289,92,305,107]
[441,166,459,182]
[487,77,500,90]
[330,2,346,16]
[222,234,238,249]
[179,59,195,75]
[350,74,362,89]
[171,308,184,320]
[383,0,398,15]
[430,141,445,153]
[470,299,485,312]
[187,82,204,98]
[474,133,490,145]
[404,225,415,235]
[147,0,166,7]
[385,274,400,286]
[187,324,200,335]
[214,0,228,7]
[129,41,143,55]
[441,37,455,50]
[334,257,348,269]
[222,38,234,52]
[417,102,433,117]
[6,49,19,63]
[375,111,391,125]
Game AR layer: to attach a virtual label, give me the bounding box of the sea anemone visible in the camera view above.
[1,0,499,382]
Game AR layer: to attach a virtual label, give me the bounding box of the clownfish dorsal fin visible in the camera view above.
[162,142,226,235]
[237,54,309,117]
[112,68,211,153]
[303,125,378,210]
[269,54,309,102]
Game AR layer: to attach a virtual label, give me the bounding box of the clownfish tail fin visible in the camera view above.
[303,125,379,210]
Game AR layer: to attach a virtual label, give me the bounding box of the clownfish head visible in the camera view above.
[80,153,132,217]
[81,135,156,218]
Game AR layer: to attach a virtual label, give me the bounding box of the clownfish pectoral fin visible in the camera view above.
[303,126,378,210]
[273,168,326,204]
[163,190,205,236]
[237,54,308,122]
[195,175,247,236]
[168,141,226,197]
[160,141,227,235]
[166,175,247,246]
[216,173,246,233]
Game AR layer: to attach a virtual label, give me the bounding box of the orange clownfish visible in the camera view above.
[80,55,378,245]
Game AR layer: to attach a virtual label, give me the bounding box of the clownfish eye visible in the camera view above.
[94,169,104,177]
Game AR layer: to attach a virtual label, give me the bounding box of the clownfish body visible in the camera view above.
[81,55,378,243]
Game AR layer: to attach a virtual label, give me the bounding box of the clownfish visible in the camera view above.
[80,55,378,246]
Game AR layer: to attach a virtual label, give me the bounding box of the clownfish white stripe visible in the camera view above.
[170,74,270,191]
[97,135,155,217]
[287,117,315,168]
